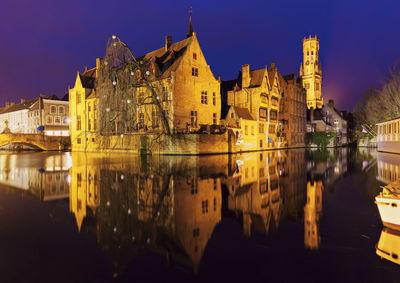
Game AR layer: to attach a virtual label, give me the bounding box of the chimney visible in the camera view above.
[5,102,10,108]
[20,98,26,104]
[40,93,46,98]
[165,35,172,51]
[10,102,15,106]
[242,64,250,88]
[328,99,334,108]
[96,58,101,69]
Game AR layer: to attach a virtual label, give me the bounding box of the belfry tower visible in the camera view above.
[300,35,323,109]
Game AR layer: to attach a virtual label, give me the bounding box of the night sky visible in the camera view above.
[1,0,400,111]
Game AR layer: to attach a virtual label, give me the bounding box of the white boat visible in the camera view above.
[376,228,400,265]
[375,182,400,230]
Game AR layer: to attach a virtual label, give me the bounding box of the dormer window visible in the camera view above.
[193,53,197,60]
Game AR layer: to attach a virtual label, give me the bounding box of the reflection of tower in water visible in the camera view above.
[304,180,323,250]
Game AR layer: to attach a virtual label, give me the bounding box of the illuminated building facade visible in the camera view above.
[222,63,282,150]
[69,19,221,151]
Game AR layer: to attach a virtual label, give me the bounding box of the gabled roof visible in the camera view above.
[233,106,254,121]
[79,68,96,89]
[267,67,278,89]
[0,98,38,114]
[249,69,265,87]
[138,37,192,79]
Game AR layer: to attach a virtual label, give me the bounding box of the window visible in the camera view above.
[271,97,279,106]
[245,125,248,135]
[152,110,159,128]
[214,198,217,211]
[270,110,277,121]
[305,83,310,89]
[269,125,275,133]
[315,83,320,91]
[77,115,81,130]
[311,51,314,55]
[193,53,197,60]
[201,91,208,104]
[193,228,199,237]
[162,86,168,101]
[46,115,53,124]
[213,92,216,105]
[139,113,144,128]
[88,104,91,112]
[94,119,97,130]
[54,116,61,125]
[259,108,268,119]
[192,67,198,77]
[76,92,81,104]
[260,139,263,148]
[213,113,217,125]
[259,123,264,133]
[191,111,197,127]
[58,106,65,114]
[202,200,208,214]
[77,138,81,144]
[50,105,57,114]
[251,126,254,135]
[261,93,268,104]
[88,119,91,131]
[259,168,265,178]
[231,112,234,119]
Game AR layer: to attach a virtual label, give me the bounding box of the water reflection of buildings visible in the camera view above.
[304,180,323,250]
[69,153,224,273]
[307,148,348,191]
[225,151,282,236]
[377,152,400,184]
[0,153,71,201]
[225,150,307,237]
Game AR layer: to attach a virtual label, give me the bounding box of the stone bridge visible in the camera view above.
[0,133,70,150]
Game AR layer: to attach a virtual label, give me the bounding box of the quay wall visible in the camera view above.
[71,130,289,155]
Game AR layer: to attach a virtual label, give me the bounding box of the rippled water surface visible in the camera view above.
[0,148,399,282]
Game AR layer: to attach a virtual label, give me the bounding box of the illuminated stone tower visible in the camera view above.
[300,35,323,109]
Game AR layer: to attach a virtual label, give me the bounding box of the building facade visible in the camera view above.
[0,95,69,136]
[321,100,347,145]
[279,73,307,147]
[222,63,282,151]
[300,35,323,109]
[377,117,400,154]
[28,95,69,136]
[69,25,221,151]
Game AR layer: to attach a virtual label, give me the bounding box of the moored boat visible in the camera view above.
[375,182,400,230]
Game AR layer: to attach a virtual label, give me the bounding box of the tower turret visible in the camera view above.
[301,35,323,109]
[186,6,194,38]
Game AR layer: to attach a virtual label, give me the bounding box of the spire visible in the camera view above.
[186,6,194,38]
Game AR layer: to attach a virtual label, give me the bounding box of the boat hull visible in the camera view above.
[375,196,400,230]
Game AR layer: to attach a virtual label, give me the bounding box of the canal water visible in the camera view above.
[0,148,398,282]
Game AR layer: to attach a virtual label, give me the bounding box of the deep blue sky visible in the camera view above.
[1,0,400,111]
